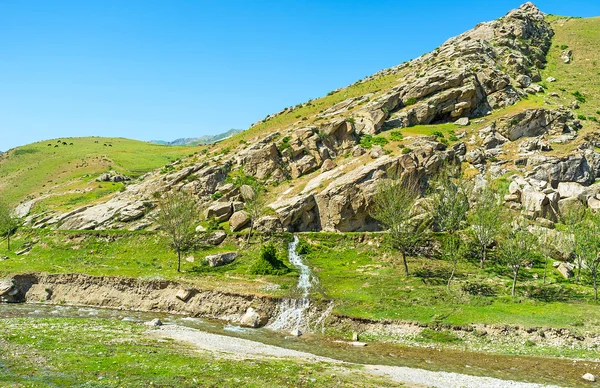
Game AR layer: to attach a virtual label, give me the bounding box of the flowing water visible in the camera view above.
[267,235,326,333]
[0,303,591,387]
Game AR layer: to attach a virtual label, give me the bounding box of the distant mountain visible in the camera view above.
[151,129,243,146]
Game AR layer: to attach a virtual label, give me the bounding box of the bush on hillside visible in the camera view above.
[249,244,290,275]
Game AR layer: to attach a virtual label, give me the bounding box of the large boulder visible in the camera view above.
[205,252,238,267]
[205,202,233,222]
[229,211,250,232]
[240,307,269,328]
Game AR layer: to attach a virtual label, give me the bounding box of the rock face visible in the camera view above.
[497,109,580,141]
[205,252,238,267]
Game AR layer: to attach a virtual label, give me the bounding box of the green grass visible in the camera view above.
[0,318,398,388]
[542,17,600,137]
[0,229,297,296]
[300,233,600,330]
[0,137,200,208]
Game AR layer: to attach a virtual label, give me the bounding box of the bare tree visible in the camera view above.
[156,191,198,272]
[240,183,266,244]
[468,183,503,269]
[370,174,427,276]
[499,225,538,297]
[429,164,470,287]
[0,202,19,250]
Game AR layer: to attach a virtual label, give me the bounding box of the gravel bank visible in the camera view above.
[152,324,562,388]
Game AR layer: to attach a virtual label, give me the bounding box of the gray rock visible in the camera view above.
[556,262,575,279]
[205,202,233,222]
[321,159,337,172]
[229,211,250,232]
[582,373,596,382]
[175,289,192,302]
[0,278,15,296]
[206,231,227,245]
[561,49,572,64]
[546,77,556,82]
[205,252,238,267]
[465,148,485,165]
[145,318,163,327]
[558,197,585,216]
[240,307,269,328]
[290,329,302,337]
[516,74,532,88]
[557,182,586,199]
[454,117,470,126]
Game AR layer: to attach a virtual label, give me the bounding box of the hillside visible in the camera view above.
[14,3,597,234]
[0,137,199,214]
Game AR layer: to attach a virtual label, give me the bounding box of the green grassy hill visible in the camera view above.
[0,137,200,211]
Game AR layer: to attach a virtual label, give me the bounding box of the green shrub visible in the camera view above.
[449,135,459,142]
[461,282,495,296]
[296,239,311,255]
[206,217,223,232]
[249,244,290,275]
[560,44,569,50]
[389,131,404,141]
[404,97,417,106]
[401,147,412,154]
[432,131,444,138]
[211,191,223,200]
[346,117,356,125]
[572,91,586,103]
[578,114,587,120]
[360,135,389,149]
[596,110,600,115]
[588,116,598,122]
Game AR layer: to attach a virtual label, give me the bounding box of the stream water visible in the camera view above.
[267,235,314,333]
[0,302,591,387]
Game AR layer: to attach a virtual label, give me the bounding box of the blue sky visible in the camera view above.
[1,1,598,150]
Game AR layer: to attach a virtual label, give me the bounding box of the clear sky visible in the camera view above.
[1,0,598,150]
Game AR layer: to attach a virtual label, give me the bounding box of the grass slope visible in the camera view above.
[0,318,396,388]
[0,137,200,210]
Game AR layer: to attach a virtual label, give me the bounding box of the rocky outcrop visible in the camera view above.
[527,151,600,186]
[205,252,238,267]
[497,109,580,141]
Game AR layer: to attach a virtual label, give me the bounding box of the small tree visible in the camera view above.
[0,202,19,250]
[577,211,600,301]
[441,233,468,288]
[561,206,586,282]
[240,183,266,244]
[499,225,538,297]
[429,164,470,287]
[156,191,198,272]
[370,173,427,276]
[468,183,503,269]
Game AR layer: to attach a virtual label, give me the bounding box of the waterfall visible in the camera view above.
[267,235,326,334]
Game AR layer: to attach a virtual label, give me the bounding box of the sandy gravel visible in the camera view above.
[152,324,562,388]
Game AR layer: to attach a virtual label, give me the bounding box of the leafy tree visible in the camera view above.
[156,191,198,272]
[468,183,503,269]
[498,225,538,297]
[441,233,468,288]
[0,202,19,250]
[576,211,600,301]
[562,207,587,283]
[371,173,427,276]
[240,183,266,244]
[429,164,470,287]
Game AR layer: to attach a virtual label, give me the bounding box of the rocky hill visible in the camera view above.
[15,3,600,233]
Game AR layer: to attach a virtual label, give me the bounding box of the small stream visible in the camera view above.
[267,235,317,333]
